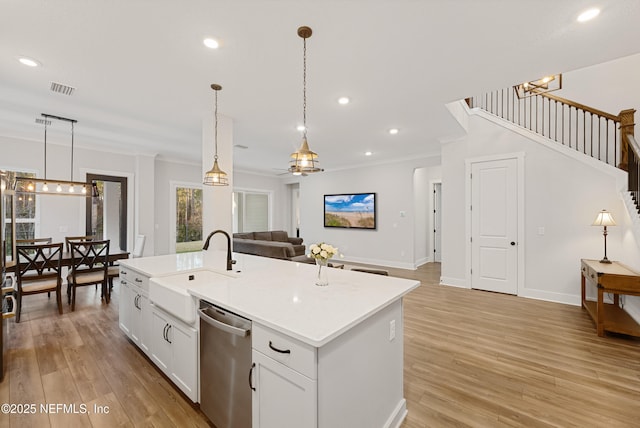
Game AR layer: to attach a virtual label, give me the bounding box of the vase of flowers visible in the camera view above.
[308,242,338,286]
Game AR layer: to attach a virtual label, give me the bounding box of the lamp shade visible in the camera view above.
[592,210,616,227]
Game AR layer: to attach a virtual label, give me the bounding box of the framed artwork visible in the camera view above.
[324,193,376,229]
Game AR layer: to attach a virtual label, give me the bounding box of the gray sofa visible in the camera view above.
[233,231,305,260]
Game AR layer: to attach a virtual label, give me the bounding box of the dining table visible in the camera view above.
[7,248,130,272]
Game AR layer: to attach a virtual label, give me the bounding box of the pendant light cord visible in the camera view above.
[43,119,48,180]
[303,36,307,140]
[214,88,219,160]
[71,121,74,181]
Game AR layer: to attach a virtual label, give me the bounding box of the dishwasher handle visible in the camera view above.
[198,307,250,337]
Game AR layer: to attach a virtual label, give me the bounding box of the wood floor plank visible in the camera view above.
[41,367,91,428]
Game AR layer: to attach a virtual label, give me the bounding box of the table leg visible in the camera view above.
[581,273,586,308]
[597,287,605,337]
[613,293,620,307]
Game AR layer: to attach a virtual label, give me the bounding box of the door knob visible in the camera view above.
[510,242,516,246]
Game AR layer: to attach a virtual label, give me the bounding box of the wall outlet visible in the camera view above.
[389,319,396,341]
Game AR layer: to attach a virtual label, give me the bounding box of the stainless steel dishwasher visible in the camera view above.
[198,300,252,428]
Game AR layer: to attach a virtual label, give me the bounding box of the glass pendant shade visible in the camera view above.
[203,158,229,186]
[204,83,229,186]
[289,138,321,173]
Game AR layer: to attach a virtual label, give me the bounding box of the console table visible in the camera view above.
[581,259,640,337]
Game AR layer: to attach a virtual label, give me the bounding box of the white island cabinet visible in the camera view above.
[119,251,419,428]
[118,266,151,355]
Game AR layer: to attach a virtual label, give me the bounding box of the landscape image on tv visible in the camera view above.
[324,193,376,229]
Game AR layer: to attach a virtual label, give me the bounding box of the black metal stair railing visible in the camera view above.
[466,87,635,171]
[628,134,640,213]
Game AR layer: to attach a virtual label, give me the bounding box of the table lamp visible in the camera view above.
[592,209,616,264]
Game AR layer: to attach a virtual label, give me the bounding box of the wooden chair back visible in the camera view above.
[15,242,64,322]
[65,235,96,252]
[68,239,109,275]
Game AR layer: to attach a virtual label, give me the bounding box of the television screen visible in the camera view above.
[324,193,376,229]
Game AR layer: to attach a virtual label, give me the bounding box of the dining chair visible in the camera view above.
[65,235,96,252]
[15,242,64,322]
[107,234,145,289]
[67,239,110,311]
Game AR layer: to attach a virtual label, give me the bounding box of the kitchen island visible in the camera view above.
[119,250,419,428]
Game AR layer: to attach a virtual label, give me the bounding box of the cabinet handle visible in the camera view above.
[268,341,291,354]
[135,278,143,283]
[249,363,256,391]
[134,295,139,309]
[166,325,172,344]
[163,323,169,341]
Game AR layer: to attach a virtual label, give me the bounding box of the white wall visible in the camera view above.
[1,135,200,256]
[298,157,440,269]
[441,111,626,305]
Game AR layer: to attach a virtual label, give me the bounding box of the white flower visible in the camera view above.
[307,241,340,261]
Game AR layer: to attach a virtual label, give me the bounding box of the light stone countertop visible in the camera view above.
[120,250,420,347]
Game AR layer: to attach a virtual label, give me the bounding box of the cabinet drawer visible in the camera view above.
[581,262,598,284]
[253,324,317,379]
[119,267,149,291]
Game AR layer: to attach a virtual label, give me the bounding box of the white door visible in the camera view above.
[471,158,518,294]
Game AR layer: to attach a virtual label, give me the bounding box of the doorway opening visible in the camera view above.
[85,174,127,252]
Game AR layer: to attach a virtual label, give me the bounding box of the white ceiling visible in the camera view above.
[2,0,640,175]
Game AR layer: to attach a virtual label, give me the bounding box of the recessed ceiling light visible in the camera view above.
[338,97,350,105]
[18,57,40,67]
[389,128,399,135]
[297,125,306,132]
[577,8,600,22]
[365,151,373,156]
[203,38,219,49]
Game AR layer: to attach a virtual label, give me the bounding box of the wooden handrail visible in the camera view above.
[531,89,621,121]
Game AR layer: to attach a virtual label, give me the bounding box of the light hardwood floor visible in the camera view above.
[1,263,639,427]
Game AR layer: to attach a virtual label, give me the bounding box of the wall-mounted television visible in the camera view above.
[324,193,376,229]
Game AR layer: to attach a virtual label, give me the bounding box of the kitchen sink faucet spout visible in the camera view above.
[202,230,235,271]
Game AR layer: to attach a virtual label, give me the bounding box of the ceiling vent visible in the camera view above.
[35,118,52,126]
[50,81,76,96]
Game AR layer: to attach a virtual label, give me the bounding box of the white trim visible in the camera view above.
[340,256,416,271]
[465,152,525,296]
[439,276,468,288]
[80,168,134,252]
[169,180,203,254]
[520,288,581,306]
[384,399,407,428]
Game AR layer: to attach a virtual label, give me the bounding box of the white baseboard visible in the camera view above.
[385,399,408,428]
[519,288,581,306]
[440,276,468,288]
[414,256,430,268]
[340,256,416,270]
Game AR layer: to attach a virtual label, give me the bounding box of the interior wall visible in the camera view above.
[441,113,625,305]
[0,135,136,243]
[298,157,440,269]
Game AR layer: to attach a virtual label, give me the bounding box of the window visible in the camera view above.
[171,183,203,253]
[233,190,271,233]
[3,171,38,240]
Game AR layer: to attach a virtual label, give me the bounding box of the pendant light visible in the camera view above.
[14,113,98,197]
[203,84,229,186]
[288,26,322,175]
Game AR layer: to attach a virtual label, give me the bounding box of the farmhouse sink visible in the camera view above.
[149,269,237,324]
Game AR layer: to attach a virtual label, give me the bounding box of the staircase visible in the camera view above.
[466,86,639,216]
